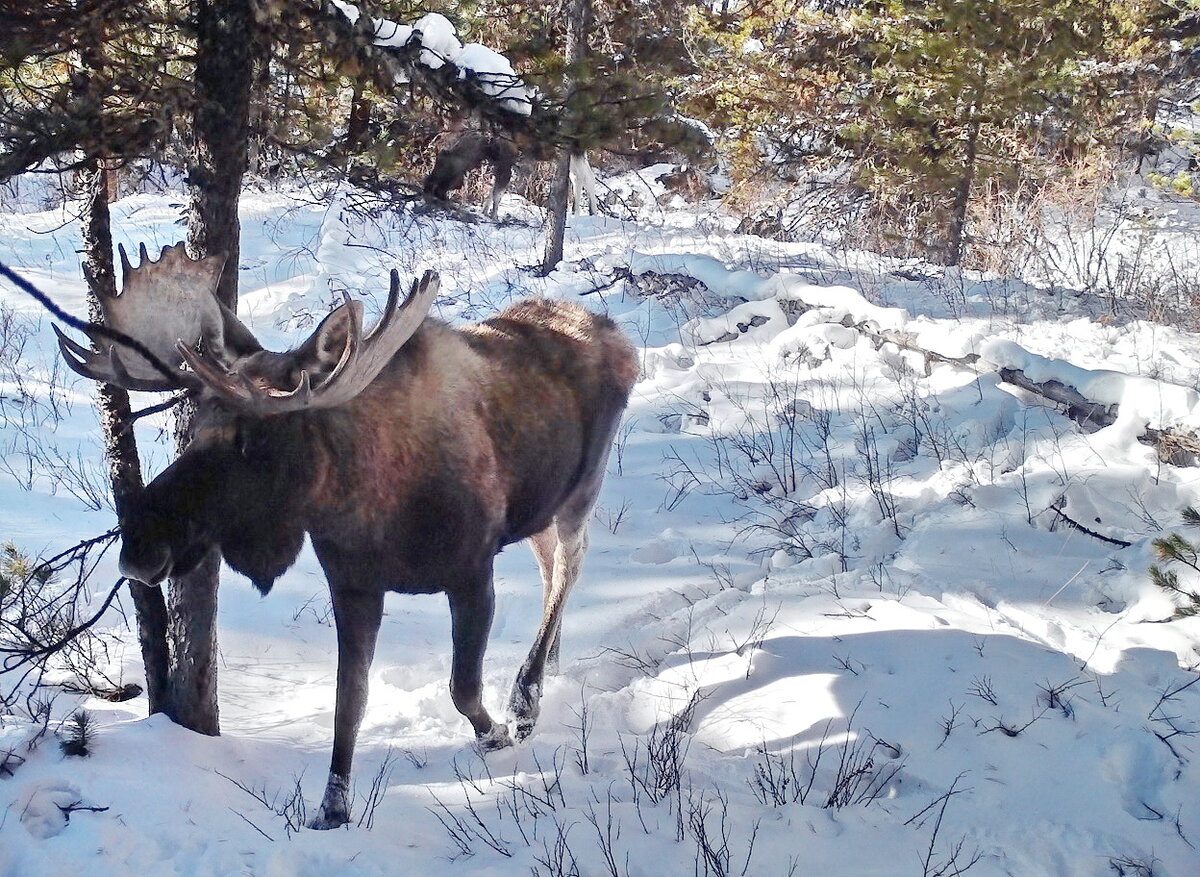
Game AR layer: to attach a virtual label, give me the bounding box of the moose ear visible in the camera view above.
[294,300,363,385]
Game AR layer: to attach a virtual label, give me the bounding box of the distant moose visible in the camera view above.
[423,127,599,218]
[56,244,637,829]
[423,130,518,218]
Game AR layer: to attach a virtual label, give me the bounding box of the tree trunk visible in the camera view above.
[165,0,258,736]
[75,2,173,715]
[79,163,172,712]
[944,68,984,268]
[166,396,221,735]
[944,113,979,267]
[187,0,255,307]
[541,149,572,274]
[540,0,591,275]
[346,81,371,155]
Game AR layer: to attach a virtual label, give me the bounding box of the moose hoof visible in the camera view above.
[507,681,541,741]
[308,808,349,830]
[476,722,513,752]
[311,774,350,829]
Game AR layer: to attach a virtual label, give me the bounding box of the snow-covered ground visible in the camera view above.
[2,181,1200,876]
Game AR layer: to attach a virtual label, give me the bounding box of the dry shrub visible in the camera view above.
[963,148,1200,328]
[727,168,865,244]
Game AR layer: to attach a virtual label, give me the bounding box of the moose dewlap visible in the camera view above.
[58,243,637,829]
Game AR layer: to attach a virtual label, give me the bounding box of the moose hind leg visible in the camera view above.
[448,576,511,751]
[311,585,384,830]
[508,508,591,742]
[527,526,562,674]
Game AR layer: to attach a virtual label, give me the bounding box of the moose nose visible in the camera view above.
[118,542,172,587]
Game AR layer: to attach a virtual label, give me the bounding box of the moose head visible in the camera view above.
[58,243,439,592]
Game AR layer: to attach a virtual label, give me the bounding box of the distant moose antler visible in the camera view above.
[57,243,637,830]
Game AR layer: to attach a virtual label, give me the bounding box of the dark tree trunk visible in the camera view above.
[79,163,172,712]
[346,82,372,155]
[943,69,984,268]
[186,0,255,308]
[944,113,979,268]
[163,393,221,735]
[165,0,259,736]
[75,4,173,715]
[540,0,591,275]
[541,149,572,274]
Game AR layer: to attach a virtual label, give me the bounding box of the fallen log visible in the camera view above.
[652,275,1200,467]
[847,319,1200,466]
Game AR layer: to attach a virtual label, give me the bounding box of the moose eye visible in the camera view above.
[232,427,248,458]
[233,425,257,460]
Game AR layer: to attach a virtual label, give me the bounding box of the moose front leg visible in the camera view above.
[448,577,512,751]
[310,585,384,830]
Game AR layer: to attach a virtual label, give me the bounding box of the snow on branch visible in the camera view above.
[868,329,1200,465]
[843,320,1200,463]
[329,2,534,116]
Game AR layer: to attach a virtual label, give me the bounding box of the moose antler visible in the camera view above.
[176,270,440,414]
[56,243,235,392]
[54,324,200,392]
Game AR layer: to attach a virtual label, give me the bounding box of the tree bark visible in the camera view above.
[346,81,372,155]
[186,0,256,307]
[541,148,572,274]
[164,0,259,736]
[75,2,173,715]
[165,388,221,738]
[79,163,173,712]
[540,0,591,275]
[944,113,979,267]
[944,67,985,267]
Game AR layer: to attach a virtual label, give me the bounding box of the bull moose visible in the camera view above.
[56,243,637,829]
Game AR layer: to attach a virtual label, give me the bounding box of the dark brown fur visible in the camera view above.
[423,131,519,217]
[117,299,637,829]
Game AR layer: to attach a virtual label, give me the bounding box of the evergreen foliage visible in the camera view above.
[1150,506,1200,618]
[59,709,96,758]
[4,3,1200,262]
[5,3,1200,330]
[0,540,56,599]
[676,0,1200,262]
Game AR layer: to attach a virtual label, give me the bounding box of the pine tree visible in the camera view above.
[849,0,1112,264]
[675,0,1197,262]
[1150,506,1200,618]
[59,710,97,757]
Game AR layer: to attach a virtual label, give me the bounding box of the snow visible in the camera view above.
[371,20,414,50]
[982,337,1200,431]
[629,252,773,301]
[455,44,531,113]
[327,0,359,25]
[329,6,533,115]
[411,13,461,69]
[2,184,1200,876]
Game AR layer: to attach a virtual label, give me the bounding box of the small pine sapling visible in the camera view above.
[60,710,96,757]
[1,540,56,594]
[1149,507,1200,617]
